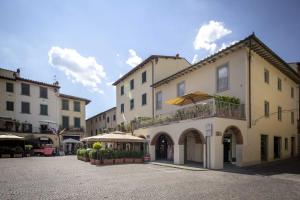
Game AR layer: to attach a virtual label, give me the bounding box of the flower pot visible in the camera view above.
[90,159,96,165]
[124,158,134,163]
[95,160,101,166]
[114,158,124,164]
[1,154,10,158]
[134,158,144,163]
[103,159,114,165]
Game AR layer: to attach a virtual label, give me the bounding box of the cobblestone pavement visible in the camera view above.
[1,156,300,200]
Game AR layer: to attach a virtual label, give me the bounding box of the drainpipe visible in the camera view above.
[150,59,155,118]
[248,39,252,128]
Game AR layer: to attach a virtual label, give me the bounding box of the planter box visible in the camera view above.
[134,158,144,163]
[114,158,124,164]
[90,159,96,165]
[124,158,134,163]
[95,160,101,166]
[14,154,22,158]
[1,154,10,158]
[103,159,114,165]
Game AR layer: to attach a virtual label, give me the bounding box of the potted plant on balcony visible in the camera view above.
[102,149,114,165]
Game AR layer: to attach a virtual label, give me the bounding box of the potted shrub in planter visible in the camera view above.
[92,142,102,166]
[124,151,134,163]
[133,151,144,163]
[89,149,96,165]
[102,149,114,165]
[114,151,124,164]
[84,149,91,162]
[25,145,33,157]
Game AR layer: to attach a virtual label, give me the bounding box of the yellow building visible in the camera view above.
[115,34,299,169]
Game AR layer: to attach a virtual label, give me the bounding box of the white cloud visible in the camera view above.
[193,20,232,53]
[126,49,142,68]
[48,46,106,94]
[219,40,238,51]
[192,54,199,64]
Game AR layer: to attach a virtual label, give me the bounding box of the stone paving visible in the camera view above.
[1,156,300,200]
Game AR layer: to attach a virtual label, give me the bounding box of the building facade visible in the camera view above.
[0,68,90,148]
[115,34,299,169]
[113,55,191,130]
[86,107,117,137]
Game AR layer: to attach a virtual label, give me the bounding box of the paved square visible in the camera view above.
[1,156,300,200]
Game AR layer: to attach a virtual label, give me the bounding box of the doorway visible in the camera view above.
[223,135,231,163]
[274,137,281,159]
[261,135,268,161]
[155,134,173,160]
[291,137,295,157]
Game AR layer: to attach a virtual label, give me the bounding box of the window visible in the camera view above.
[62,116,69,128]
[264,101,269,117]
[285,138,288,150]
[291,87,294,98]
[142,93,147,106]
[107,117,110,123]
[40,87,48,98]
[6,101,14,111]
[121,103,124,113]
[21,83,30,96]
[21,102,30,114]
[142,71,147,83]
[291,112,294,124]
[74,117,81,128]
[40,104,48,115]
[156,91,162,110]
[74,101,80,112]
[277,78,282,91]
[6,82,14,93]
[130,99,134,110]
[177,81,185,97]
[264,69,269,84]
[278,106,282,121]
[217,64,229,92]
[103,115,105,120]
[130,79,134,90]
[121,85,124,96]
[62,99,69,110]
[113,115,116,121]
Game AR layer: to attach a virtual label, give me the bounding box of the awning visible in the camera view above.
[62,138,82,144]
[81,132,146,143]
[0,134,24,141]
[165,91,213,106]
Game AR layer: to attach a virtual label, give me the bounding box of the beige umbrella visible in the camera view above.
[81,133,145,143]
[0,134,24,141]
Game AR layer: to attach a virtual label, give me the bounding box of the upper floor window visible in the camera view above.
[74,117,81,128]
[6,82,14,93]
[62,99,69,110]
[291,111,294,124]
[130,99,134,110]
[277,78,282,91]
[62,116,69,128]
[156,91,162,110]
[285,138,288,150]
[120,85,124,96]
[21,83,30,96]
[21,101,30,114]
[142,93,147,106]
[177,81,185,97]
[6,101,14,111]
[40,87,48,98]
[264,101,269,117]
[291,87,294,98]
[264,69,269,84]
[113,115,116,121]
[74,101,81,112]
[107,117,110,123]
[40,104,48,116]
[130,79,134,90]
[278,106,282,121]
[121,103,124,113]
[217,64,229,92]
[142,71,147,84]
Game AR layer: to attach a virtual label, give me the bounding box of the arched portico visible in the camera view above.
[177,128,206,165]
[222,126,243,166]
[150,132,174,161]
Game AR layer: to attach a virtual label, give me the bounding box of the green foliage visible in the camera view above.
[214,95,240,104]
[25,145,33,150]
[92,142,102,150]
[89,149,97,159]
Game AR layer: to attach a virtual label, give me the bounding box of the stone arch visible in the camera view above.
[222,126,243,144]
[178,128,205,145]
[150,132,174,146]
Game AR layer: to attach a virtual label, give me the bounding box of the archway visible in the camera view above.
[222,126,243,165]
[178,128,205,164]
[151,132,174,161]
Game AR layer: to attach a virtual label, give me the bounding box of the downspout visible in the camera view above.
[248,39,252,128]
[150,59,155,118]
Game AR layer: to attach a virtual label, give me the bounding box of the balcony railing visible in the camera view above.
[59,126,85,132]
[133,99,245,129]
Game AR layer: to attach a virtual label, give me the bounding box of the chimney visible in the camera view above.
[175,54,180,58]
[15,68,20,77]
[53,81,59,86]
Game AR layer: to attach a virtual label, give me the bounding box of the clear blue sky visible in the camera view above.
[1,0,299,118]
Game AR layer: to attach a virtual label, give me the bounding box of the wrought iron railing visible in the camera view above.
[133,99,245,129]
